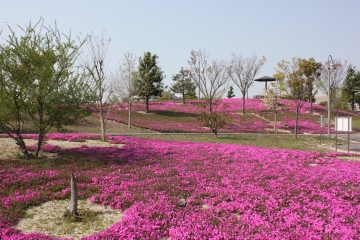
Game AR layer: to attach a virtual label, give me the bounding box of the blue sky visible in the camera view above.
[1,0,360,97]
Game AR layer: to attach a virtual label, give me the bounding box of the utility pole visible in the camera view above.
[198,57,201,101]
[327,55,336,137]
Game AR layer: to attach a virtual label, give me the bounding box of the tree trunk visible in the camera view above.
[1,126,32,159]
[35,132,45,158]
[99,107,105,141]
[35,107,45,158]
[310,96,313,113]
[242,93,246,114]
[352,92,355,112]
[70,173,78,214]
[295,110,299,139]
[146,96,149,113]
[128,102,132,128]
[15,134,32,159]
[182,92,185,104]
[212,126,218,138]
[274,112,277,131]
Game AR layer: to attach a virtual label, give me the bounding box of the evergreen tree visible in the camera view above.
[341,65,360,111]
[170,67,196,104]
[185,88,197,99]
[227,86,235,98]
[138,52,165,112]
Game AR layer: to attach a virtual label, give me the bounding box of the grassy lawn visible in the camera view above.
[136,133,338,152]
[352,116,360,131]
[54,114,342,152]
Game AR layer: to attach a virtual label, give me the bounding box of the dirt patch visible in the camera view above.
[0,138,124,159]
[136,111,156,115]
[338,156,360,161]
[264,128,291,134]
[15,199,122,239]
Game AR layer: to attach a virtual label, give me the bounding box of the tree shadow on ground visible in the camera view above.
[151,110,199,118]
[57,144,165,167]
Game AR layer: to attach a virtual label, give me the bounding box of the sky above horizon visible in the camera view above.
[1,0,360,98]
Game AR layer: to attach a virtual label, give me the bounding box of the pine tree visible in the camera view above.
[138,52,165,113]
[341,65,360,112]
[170,68,196,104]
[227,86,235,98]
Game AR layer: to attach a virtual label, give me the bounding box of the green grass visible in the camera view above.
[135,133,342,152]
[57,113,347,152]
[339,156,360,161]
[352,116,360,131]
[63,209,99,223]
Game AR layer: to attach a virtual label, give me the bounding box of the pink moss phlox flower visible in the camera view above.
[2,134,360,238]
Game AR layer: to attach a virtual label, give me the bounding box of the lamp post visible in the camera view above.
[198,58,201,101]
[328,55,336,137]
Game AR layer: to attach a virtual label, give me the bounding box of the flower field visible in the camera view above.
[2,134,360,239]
[98,98,359,134]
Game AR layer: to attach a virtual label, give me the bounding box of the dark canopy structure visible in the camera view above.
[254,76,276,90]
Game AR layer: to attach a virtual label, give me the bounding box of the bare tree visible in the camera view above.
[316,59,347,100]
[228,53,266,114]
[112,52,140,128]
[188,49,229,112]
[188,49,230,137]
[84,31,112,141]
[263,83,282,131]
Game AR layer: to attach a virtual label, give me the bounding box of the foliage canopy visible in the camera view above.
[170,67,196,104]
[138,52,165,112]
[0,18,95,158]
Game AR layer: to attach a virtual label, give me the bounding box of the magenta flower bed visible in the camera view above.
[2,134,360,239]
[281,118,324,134]
[220,98,268,112]
[229,118,272,133]
[90,98,360,134]
[101,98,275,133]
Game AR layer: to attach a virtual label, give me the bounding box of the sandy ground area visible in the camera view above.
[0,138,124,159]
[15,199,123,239]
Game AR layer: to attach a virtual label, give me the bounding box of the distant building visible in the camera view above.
[314,92,328,104]
[314,92,360,111]
[161,91,181,100]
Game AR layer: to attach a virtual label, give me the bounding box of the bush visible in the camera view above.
[159,92,171,100]
[319,101,327,107]
[253,95,264,99]
[280,94,293,100]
